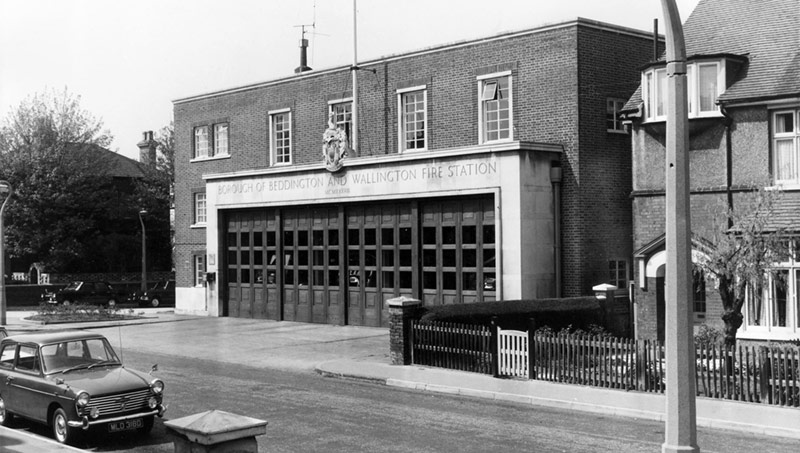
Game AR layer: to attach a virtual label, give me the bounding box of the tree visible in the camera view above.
[694,186,790,346]
[0,88,139,272]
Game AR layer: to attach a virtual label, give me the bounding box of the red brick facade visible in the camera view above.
[173,19,657,317]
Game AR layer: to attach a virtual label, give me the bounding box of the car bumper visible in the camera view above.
[67,404,166,429]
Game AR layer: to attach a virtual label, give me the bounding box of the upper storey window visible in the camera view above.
[397,86,427,152]
[193,122,229,160]
[774,109,800,186]
[643,60,725,122]
[329,100,352,141]
[478,72,513,143]
[270,109,292,166]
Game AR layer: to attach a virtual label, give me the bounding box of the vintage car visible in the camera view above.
[0,330,165,445]
[127,280,175,307]
[42,281,121,307]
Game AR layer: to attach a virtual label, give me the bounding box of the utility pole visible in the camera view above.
[659,1,699,452]
[0,180,12,326]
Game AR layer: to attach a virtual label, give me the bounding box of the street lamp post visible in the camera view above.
[0,180,12,326]
[139,210,148,293]
[659,1,699,452]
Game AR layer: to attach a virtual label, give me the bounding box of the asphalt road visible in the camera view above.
[3,348,787,453]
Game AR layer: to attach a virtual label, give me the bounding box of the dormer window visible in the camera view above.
[643,60,725,122]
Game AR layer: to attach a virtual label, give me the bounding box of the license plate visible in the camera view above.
[108,418,143,432]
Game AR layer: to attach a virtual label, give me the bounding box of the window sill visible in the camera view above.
[770,183,800,191]
[642,112,724,124]
[191,154,231,163]
[480,138,514,146]
[607,129,628,135]
[190,223,207,229]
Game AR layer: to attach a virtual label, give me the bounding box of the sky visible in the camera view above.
[0,0,701,160]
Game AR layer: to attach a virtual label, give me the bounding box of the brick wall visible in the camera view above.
[630,100,773,339]
[174,20,657,301]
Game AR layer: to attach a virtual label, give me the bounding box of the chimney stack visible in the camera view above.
[137,130,157,166]
[294,38,312,74]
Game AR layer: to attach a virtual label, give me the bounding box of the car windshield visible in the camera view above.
[40,338,122,374]
[63,282,82,291]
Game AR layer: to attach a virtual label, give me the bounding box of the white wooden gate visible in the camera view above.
[498,328,529,378]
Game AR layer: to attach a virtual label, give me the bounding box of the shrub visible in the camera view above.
[419,297,605,332]
[694,324,724,347]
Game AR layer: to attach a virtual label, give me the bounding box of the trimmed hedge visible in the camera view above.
[419,297,604,331]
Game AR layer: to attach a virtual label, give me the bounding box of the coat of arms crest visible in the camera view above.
[322,112,349,172]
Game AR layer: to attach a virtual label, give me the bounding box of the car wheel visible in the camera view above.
[107,298,117,308]
[62,299,72,306]
[0,395,13,426]
[150,297,161,308]
[52,407,77,445]
[140,415,155,434]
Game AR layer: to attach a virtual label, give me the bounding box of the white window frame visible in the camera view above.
[606,98,627,133]
[328,99,353,140]
[269,108,292,166]
[477,71,513,144]
[193,192,207,226]
[397,86,428,152]
[643,60,726,122]
[213,123,229,156]
[741,241,800,339]
[193,253,206,287]
[772,109,800,187]
[194,126,209,159]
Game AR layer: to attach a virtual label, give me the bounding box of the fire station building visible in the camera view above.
[172,18,658,327]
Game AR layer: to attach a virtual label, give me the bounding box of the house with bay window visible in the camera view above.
[172,18,659,328]
[623,0,800,342]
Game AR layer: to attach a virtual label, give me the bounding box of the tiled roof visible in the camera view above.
[623,0,800,112]
[685,0,800,103]
[68,143,146,179]
[763,194,800,232]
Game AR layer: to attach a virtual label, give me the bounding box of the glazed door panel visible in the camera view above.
[224,210,279,320]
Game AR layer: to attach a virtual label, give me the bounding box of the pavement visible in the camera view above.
[1,309,800,452]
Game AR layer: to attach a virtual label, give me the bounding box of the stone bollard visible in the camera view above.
[387,296,422,365]
[165,410,267,453]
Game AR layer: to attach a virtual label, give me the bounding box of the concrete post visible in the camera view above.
[659,1,699,452]
[387,296,422,365]
[164,410,267,453]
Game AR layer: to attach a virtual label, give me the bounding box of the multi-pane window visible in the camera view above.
[644,61,724,121]
[194,192,207,224]
[193,254,206,287]
[606,98,627,132]
[608,260,628,289]
[399,89,427,151]
[193,123,229,159]
[773,109,799,185]
[214,123,229,156]
[194,126,209,158]
[479,74,512,143]
[270,110,292,165]
[329,101,352,140]
[745,240,800,335]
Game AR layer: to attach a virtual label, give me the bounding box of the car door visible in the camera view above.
[4,343,50,422]
[0,342,17,409]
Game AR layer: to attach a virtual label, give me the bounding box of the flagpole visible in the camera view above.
[351,0,359,154]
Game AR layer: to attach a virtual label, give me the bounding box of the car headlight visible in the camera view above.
[76,392,91,407]
[150,379,164,394]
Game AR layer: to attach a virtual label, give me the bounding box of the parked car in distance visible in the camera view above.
[128,280,175,307]
[42,281,121,307]
[0,330,166,445]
